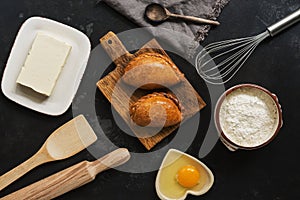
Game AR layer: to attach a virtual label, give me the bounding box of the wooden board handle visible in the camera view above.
[2,149,130,200]
[100,31,134,67]
[0,150,51,191]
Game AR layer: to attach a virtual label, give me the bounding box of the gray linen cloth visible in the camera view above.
[102,0,230,58]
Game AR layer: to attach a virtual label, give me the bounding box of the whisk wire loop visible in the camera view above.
[195,31,270,84]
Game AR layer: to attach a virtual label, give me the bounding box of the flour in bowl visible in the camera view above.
[219,87,279,147]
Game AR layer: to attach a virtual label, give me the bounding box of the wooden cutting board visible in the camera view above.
[97,31,206,150]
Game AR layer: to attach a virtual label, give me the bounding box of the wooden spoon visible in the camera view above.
[0,115,97,191]
[2,148,130,200]
[145,3,220,26]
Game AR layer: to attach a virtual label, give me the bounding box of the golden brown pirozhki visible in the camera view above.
[122,52,183,90]
[130,92,182,127]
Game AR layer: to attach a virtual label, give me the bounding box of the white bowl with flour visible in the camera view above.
[215,84,283,151]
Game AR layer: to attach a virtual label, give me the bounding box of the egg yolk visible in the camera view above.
[176,165,200,188]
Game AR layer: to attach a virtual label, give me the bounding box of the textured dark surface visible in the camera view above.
[0,0,300,199]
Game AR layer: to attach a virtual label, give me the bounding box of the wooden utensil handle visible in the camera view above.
[169,13,220,26]
[91,148,131,175]
[2,149,130,200]
[0,151,50,191]
[1,161,92,200]
[100,31,134,67]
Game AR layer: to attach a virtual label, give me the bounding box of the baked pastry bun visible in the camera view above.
[122,52,183,90]
[130,92,182,127]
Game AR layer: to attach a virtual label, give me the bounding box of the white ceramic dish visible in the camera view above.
[155,149,214,200]
[1,17,91,116]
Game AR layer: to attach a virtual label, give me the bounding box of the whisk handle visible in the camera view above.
[267,8,300,36]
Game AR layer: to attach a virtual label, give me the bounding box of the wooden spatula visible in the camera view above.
[2,148,130,200]
[0,115,97,191]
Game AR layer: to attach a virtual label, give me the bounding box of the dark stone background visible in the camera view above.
[0,0,300,199]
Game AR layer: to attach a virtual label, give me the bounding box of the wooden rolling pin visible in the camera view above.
[1,148,130,200]
[0,115,98,191]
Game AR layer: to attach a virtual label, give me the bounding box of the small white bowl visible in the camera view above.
[155,149,214,200]
[1,17,91,115]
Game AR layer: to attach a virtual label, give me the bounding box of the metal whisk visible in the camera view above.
[196,8,300,85]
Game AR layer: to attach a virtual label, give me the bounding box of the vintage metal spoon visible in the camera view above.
[145,3,220,26]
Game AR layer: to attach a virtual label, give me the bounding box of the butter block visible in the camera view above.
[17,33,71,96]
